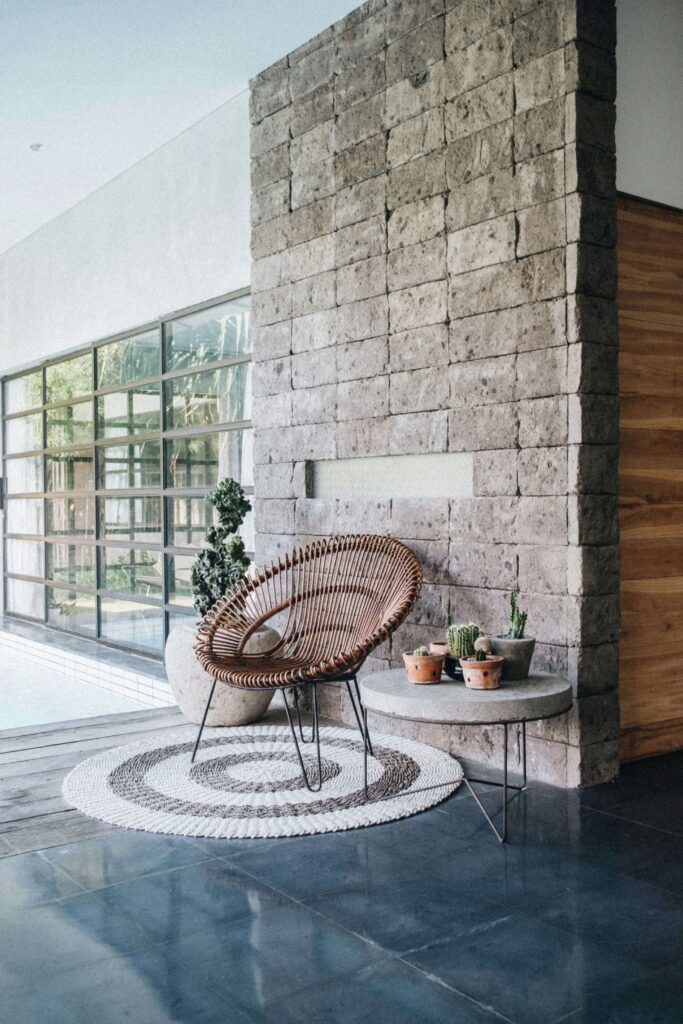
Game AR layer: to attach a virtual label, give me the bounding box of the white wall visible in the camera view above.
[0,90,250,375]
[617,0,683,210]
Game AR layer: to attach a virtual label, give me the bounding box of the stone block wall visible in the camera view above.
[249,0,619,786]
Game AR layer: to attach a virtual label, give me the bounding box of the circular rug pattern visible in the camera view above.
[63,725,463,839]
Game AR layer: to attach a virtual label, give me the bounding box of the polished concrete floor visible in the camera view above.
[0,721,681,1023]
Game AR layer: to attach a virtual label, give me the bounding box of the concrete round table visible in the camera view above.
[360,669,572,843]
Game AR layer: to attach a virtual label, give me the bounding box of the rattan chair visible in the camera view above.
[192,534,423,791]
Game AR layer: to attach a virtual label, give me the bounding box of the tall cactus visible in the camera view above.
[447,621,481,659]
[508,592,528,639]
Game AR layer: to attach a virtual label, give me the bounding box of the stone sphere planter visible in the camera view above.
[489,637,536,681]
[165,620,278,726]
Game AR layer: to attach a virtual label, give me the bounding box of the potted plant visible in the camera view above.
[165,477,278,726]
[429,615,472,679]
[460,646,504,690]
[403,645,445,685]
[488,593,536,681]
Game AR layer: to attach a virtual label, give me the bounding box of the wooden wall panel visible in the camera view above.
[618,196,683,761]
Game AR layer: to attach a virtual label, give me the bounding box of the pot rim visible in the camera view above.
[460,655,504,665]
[493,635,536,642]
[403,651,445,662]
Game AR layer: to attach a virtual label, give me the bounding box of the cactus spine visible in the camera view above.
[447,621,481,659]
[507,592,528,639]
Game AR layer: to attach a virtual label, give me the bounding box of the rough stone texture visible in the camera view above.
[250,0,619,788]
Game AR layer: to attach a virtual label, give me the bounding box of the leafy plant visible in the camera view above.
[507,592,528,639]
[191,478,251,617]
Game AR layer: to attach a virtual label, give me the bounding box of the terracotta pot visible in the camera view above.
[403,651,444,685]
[489,637,536,680]
[459,655,504,690]
[429,641,460,680]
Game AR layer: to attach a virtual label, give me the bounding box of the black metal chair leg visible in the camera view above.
[282,685,322,792]
[191,678,218,763]
[292,685,315,743]
[346,677,373,755]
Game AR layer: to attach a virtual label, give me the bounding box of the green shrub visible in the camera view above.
[191,478,251,617]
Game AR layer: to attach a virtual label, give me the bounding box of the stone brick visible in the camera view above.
[568,393,618,444]
[518,591,568,644]
[252,214,289,258]
[387,236,447,290]
[291,384,336,425]
[338,497,391,534]
[517,197,566,257]
[335,176,387,228]
[254,462,305,500]
[389,411,448,454]
[387,195,445,249]
[253,320,292,362]
[335,133,387,189]
[291,309,337,353]
[406,538,450,584]
[252,391,292,430]
[517,347,567,400]
[445,0,511,52]
[388,107,445,167]
[514,149,565,209]
[514,48,565,113]
[473,449,518,496]
[449,249,565,319]
[567,642,618,697]
[386,0,444,44]
[567,295,617,346]
[387,150,446,209]
[513,0,564,64]
[516,495,568,546]
[291,347,336,388]
[389,323,449,372]
[338,375,389,420]
[450,497,518,544]
[335,215,387,267]
[568,495,618,544]
[515,297,566,352]
[252,284,291,327]
[250,61,290,123]
[446,168,514,231]
[337,416,391,458]
[337,9,387,67]
[386,16,445,87]
[445,73,513,142]
[290,270,335,318]
[391,497,449,540]
[565,0,617,52]
[390,366,449,414]
[567,343,618,395]
[336,94,386,152]
[518,446,568,495]
[565,143,616,199]
[389,280,448,333]
[449,402,518,451]
[566,193,616,248]
[289,40,338,100]
[337,256,388,308]
[564,40,616,102]
[290,121,334,174]
[289,234,336,282]
[567,544,619,596]
[288,24,335,66]
[295,498,339,536]
[567,443,618,494]
[446,27,512,97]
[449,354,516,408]
[567,594,619,646]
[338,295,389,343]
[445,118,513,188]
[335,51,386,112]
[447,213,516,274]
[518,544,567,594]
[337,336,389,381]
[407,582,450,627]
[251,179,289,226]
[252,250,290,294]
[254,498,295,535]
[253,426,294,465]
[251,106,291,158]
[291,160,335,209]
[518,395,568,447]
[290,422,337,461]
[449,541,517,589]
[449,298,565,361]
[251,143,289,192]
[566,92,615,154]
[290,83,335,138]
[566,242,617,298]
[385,60,447,128]
[289,198,334,245]
[514,97,564,161]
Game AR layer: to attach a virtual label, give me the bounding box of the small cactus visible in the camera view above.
[447,621,481,659]
[474,648,488,661]
[474,635,493,655]
[413,645,429,656]
[507,592,528,639]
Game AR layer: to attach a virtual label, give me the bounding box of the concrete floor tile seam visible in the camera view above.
[396,956,521,1024]
[589,803,683,839]
[34,849,222,898]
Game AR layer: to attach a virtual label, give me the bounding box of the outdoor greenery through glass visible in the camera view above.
[2,291,252,656]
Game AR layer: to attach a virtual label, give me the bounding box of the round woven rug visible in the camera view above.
[63,725,463,839]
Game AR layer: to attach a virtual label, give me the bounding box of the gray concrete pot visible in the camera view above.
[165,620,278,726]
[489,636,536,681]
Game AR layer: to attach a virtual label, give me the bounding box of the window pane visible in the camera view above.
[97,440,161,489]
[165,429,252,489]
[6,538,43,577]
[6,578,44,618]
[97,384,160,438]
[46,542,95,588]
[101,497,162,544]
[47,588,96,633]
[5,371,42,414]
[5,413,42,454]
[6,456,43,494]
[166,496,213,548]
[164,362,251,430]
[100,547,163,597]
[164,296,251,371]
[99,598,164,652]
[6,498,43,535]
[168,609,197,635]
[97,329,159,388]
[46,400,93,448]
[45,352,92,403]
[46,450,94,491]
[166,553,195,607]
[46,497,95,538]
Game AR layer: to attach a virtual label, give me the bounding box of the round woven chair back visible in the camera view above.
[195,534,422,687]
